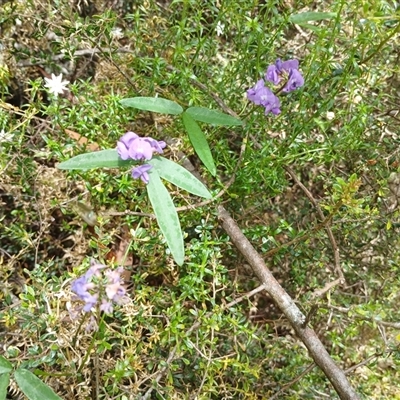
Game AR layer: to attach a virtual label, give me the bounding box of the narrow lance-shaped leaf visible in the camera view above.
[120,97,183,115]
[149,156,212,199]
[14,369,63,400]
[0,373,10,400]
[0,356,12,374]
[185,107,242,126]
[57,149,134,170]
[289,12,337,24]
[146,169,184,266]
[182,112,216,176]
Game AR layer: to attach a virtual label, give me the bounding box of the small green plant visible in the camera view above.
[57,96,243,265]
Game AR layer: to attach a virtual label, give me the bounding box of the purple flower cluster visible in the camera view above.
[117,131,166,184]
[71,259,128,322]
[247,58,304,116]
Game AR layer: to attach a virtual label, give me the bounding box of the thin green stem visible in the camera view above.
[361,22,400,65]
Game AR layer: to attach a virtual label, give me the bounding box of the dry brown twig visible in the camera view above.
[311,278,343,299]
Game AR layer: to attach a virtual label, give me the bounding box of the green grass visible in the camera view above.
[1,0,400,398]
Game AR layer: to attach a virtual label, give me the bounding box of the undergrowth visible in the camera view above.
[1,0,400,399]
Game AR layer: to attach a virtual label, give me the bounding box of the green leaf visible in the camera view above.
[289,12,337,24]
[0,356,12,374]
[146,169,184,266]
[0,373,10,400]
[57,150,133,170]
[120,97,183,115]
[294,23,322,32]
[14,369,63,400]
[148,156,212,198]
[185,107,243,126]
[181,112,216,176]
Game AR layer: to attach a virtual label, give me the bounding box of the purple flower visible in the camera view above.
[105,267,124,284]
[247,80,281,115]
[70,261,129,329]
[117,132,167,161]
[247,79,269,105]
[100,299,114,314]
[71,275,98,311]
[145,138,167,153]
[117,131,139,160]
[132,164,152,184]
[104,267,128,304]
[282,68,304,93]
[265,59,304,92]
[86,259,106,278]
[128,137,154,160]
[277,59,299,72]
[116,132,166,183]
[71,276,90,298]
[71,260,102,299]
[105,267,126,304]
[82,293,99,312]
[265,65,280,85]
[264,94,281,115]
[71,260,127,312]
[266,59,300,84]
[105,282,126,301]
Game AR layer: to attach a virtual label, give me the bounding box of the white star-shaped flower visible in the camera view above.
[44,73,69,97]
[110,27,124,40]
[0,129,13,152]
[0,129,13,143]
[216,21,225,37]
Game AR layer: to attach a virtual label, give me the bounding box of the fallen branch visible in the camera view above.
[218,205,360,400]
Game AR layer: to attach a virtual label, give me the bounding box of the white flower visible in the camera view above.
[216,21,225,37]
[326,112,335,120]
[0,129,13,152]
[44,73,69,97]
[110,27,124,40]
[0,129,13,143]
